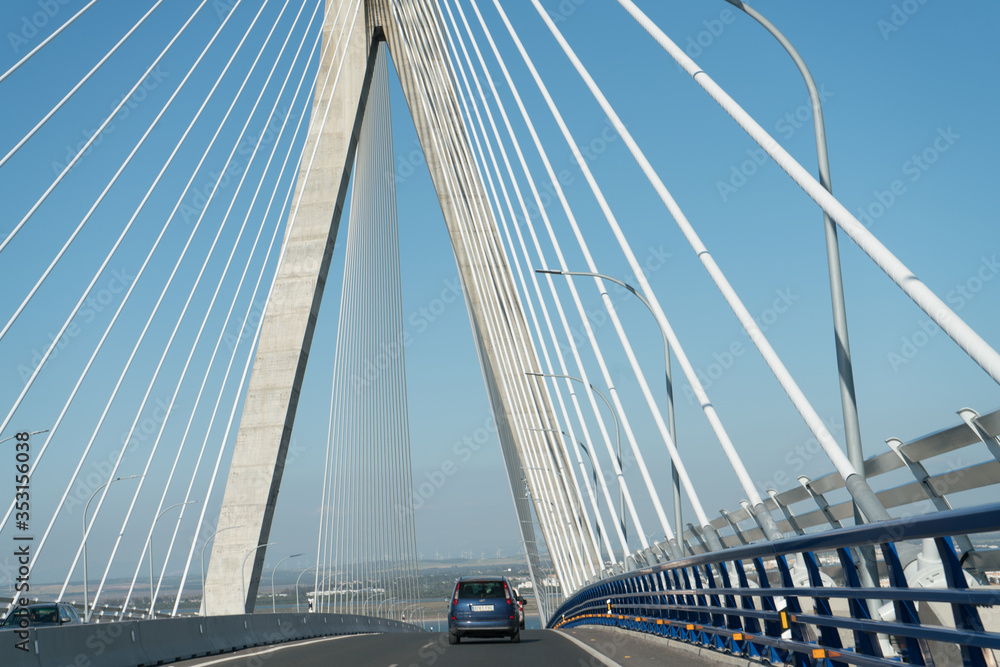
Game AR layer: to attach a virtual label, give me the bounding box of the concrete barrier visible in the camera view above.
[0,612,422,666]
[35,620,147,667]
[138,617,214,664]
[210,615,258,652]
[0,631,41,667]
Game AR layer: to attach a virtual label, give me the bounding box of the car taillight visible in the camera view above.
[452,582,461,606]
[503,581,512,603]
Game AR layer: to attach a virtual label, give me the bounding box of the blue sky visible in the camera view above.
[0,0,998,588]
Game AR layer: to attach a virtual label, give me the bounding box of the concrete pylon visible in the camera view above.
[203,0,372,615]
[204,0,598,615]
[369,0,597,594]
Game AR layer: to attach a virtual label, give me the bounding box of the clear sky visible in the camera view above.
[0,0,998,589]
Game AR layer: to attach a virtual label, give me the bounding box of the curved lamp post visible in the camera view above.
[527,372,626,542]
[200,524,244,616]
[717,0,879,598]
[0,429,49,446]
[530,427,604,559]
[83,474,142,622]
[270,553,304,613]
[296,565,317,613]
[534,270,685,542]
[241,542,277,613]
[377,596,395,616]
[149,500,199,618]
[718,0,864,486]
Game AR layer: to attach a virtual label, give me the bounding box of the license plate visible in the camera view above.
[471,605,494,612]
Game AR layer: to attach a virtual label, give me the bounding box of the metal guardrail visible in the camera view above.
[550,502,1000,666]
[0,612,422,667]
[670,407,1000,561]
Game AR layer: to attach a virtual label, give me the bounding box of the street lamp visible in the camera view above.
[270,553,304,613]
[531,427,606,554]
[534,271,682,542]
[241,542,277,613]
[200,524,245,616]
[83,474,142,622]
[0,429,49,446]
[296,565,317,613]
[718,0,865,488]
[377,596,392,616]
[720,0,880,599]
[149,500,199,618]
[527,373,626,541]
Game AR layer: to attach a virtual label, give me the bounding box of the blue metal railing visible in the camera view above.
[549,503,1000,666]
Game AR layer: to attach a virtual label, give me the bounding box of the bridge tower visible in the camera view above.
[203,0,592,615]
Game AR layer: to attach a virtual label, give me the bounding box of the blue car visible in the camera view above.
[448,576,520,644]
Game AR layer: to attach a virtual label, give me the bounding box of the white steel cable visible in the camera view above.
[452,0,631,561]
[404,0,595,586]
[442,0,616,566]
[388,2,584,588]
[471,2,673,556]
[175,0,364,614]
[0,0,162,169]
[527,0,776,525]
[385,11,480,595]
[419,15,593,590]
[329,189,363,613]
[323,202,363,613]
[0,0,205,256]
[617,0,1000,427]
[481,0,724,539]
[373,52,419,611]
[168,89,315,616]
[293,0,362,614]
[467,0,664,548]
[439,0,606,572]
[0,0,249,348]
[0,0,99,84]
[59,0,314,605]
[438,23,604,579]
[110,0,320,615]
[0,0,224,451]
[0,0,257,542]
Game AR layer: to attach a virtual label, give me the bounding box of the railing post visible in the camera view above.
[766,488,805,536]
[797,476,843,529]
[886,437,977,560]
[720,509,749,546]
[958,408,1000,463]
[933,536,992,667]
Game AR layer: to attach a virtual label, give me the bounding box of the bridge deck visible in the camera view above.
[165,628,738,666]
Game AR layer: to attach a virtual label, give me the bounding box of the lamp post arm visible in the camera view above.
[720,0,865,497]
[241,542,277,614]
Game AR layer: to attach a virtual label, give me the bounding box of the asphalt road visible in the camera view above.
[169,630,620,666]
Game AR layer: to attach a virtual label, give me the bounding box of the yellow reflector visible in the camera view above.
[780,611,789,630]
[686,624,695,630]
[732,633,743,641]
[812,649,827,659]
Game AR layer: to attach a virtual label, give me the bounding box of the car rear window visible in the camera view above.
[459,581,506,599]
[30,607,60,624]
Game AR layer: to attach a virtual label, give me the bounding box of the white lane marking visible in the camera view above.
[421,642,435,648]
[175,634,355,665]
[552,629,622,667]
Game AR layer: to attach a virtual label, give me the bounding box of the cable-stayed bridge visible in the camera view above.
[1,1,999,665]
